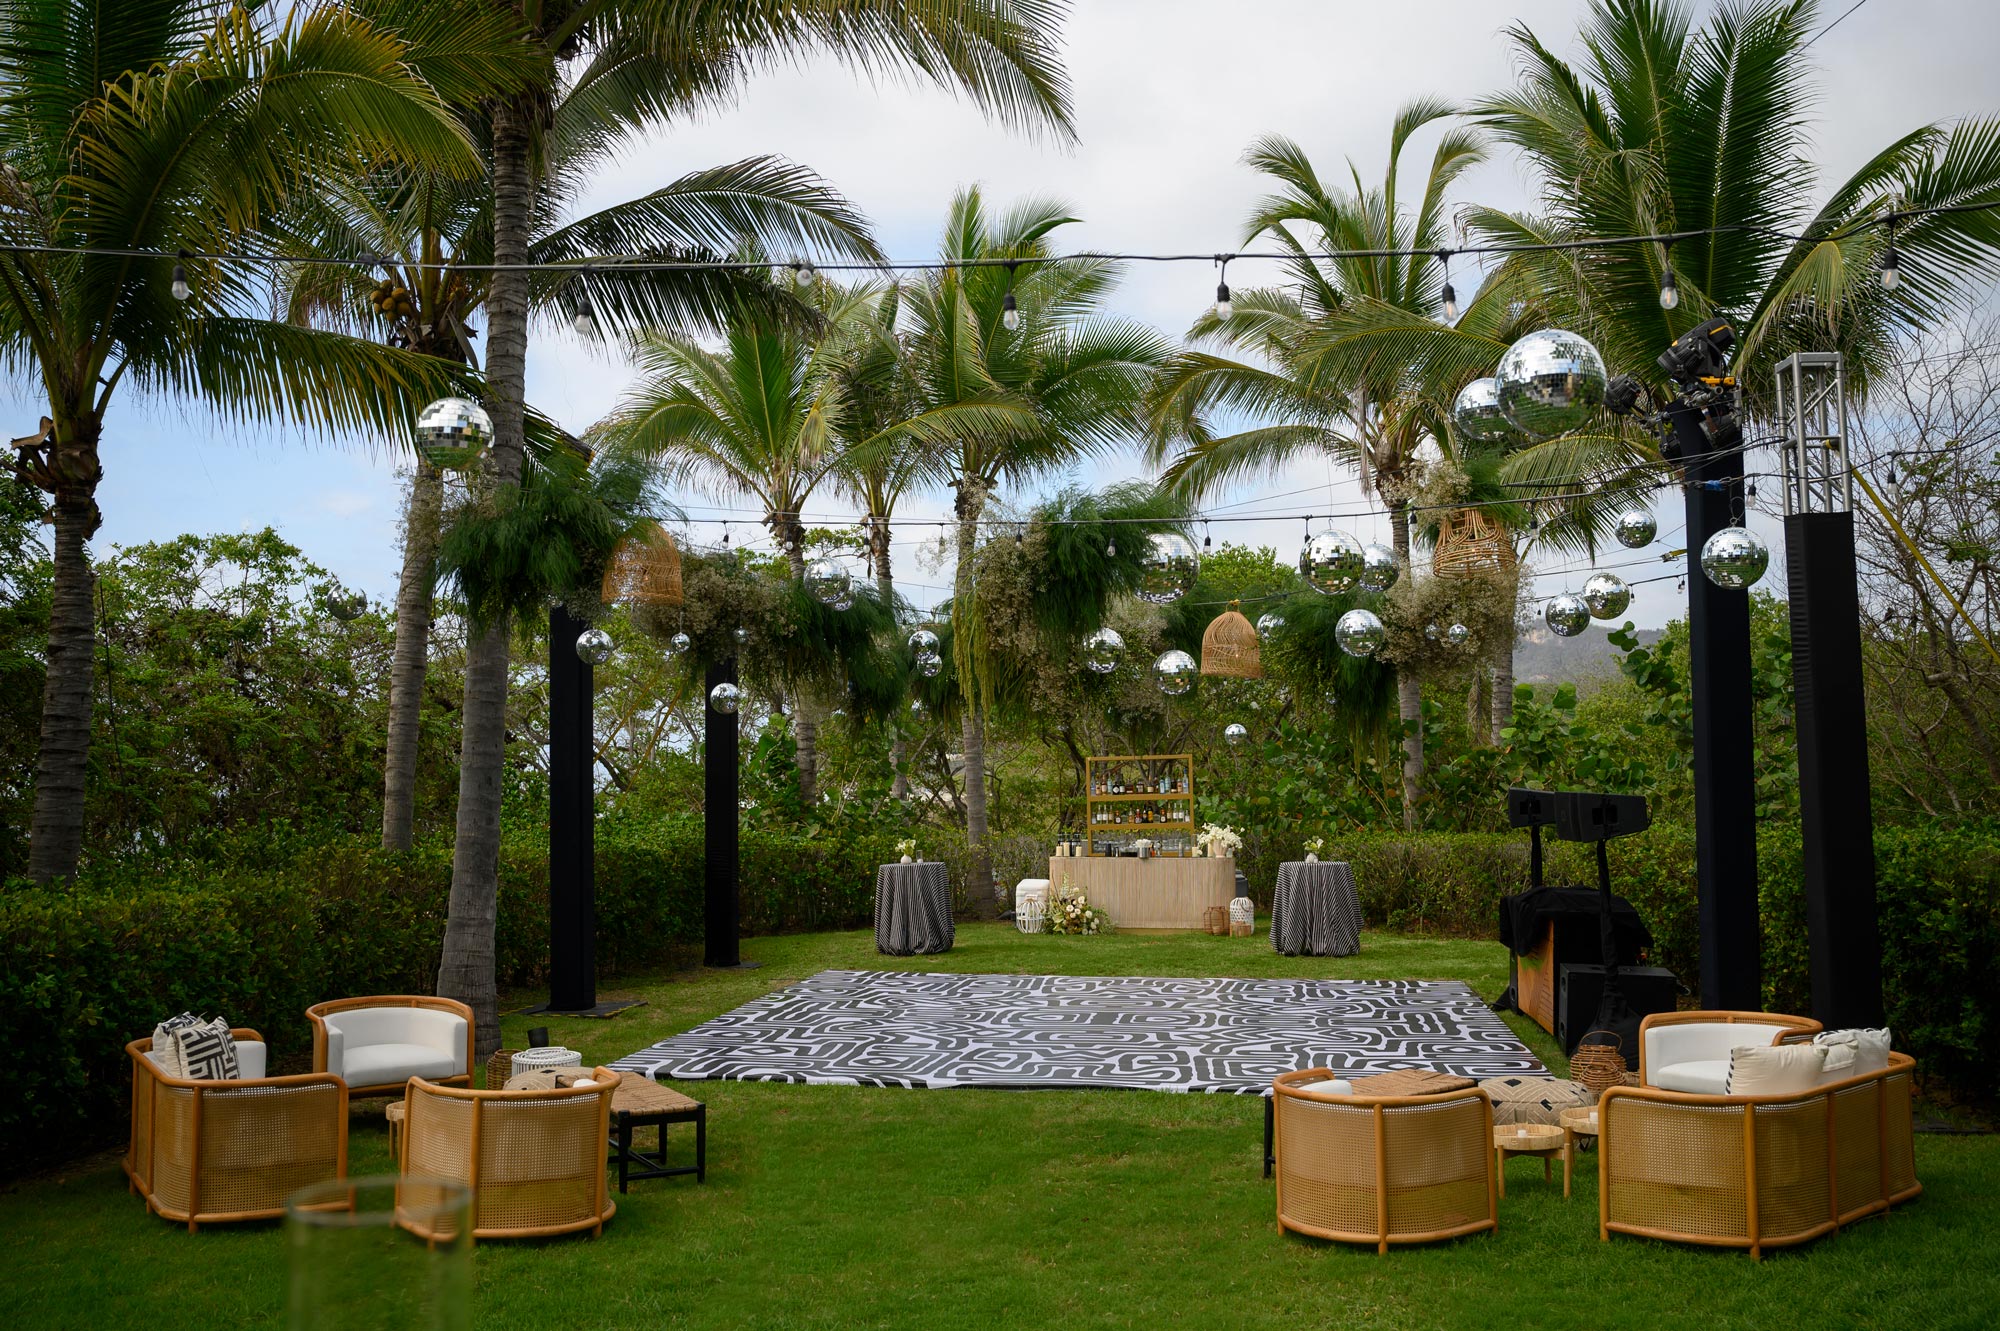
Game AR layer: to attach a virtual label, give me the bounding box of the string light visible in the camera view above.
[572,266,596,337]
[792,257,814,287]
[1212,254,1233,320]
[1659,244,1680,310]
[1106,534,1117,558]
[1437,250,1457,321]
[1203,520,1212,550]
[170,249,190,301]
[937,523,946,554]
[1880,221,1902,291]
[722,522,731,546]
[1002,261,1021,330]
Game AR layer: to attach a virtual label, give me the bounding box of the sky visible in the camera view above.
[18,0,1999,631]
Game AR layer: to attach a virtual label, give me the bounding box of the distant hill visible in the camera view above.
[1511,626,1660,693]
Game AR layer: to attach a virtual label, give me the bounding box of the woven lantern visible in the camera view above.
[601,520,684,608]
[1432,507,1519,579]
[1200,604,1262,678]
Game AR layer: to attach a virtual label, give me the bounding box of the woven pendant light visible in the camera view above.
[1200,603,1262,678]
[1432,508,1519,579]
[601,520,684,607]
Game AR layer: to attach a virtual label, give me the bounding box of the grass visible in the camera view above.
[8,924,1999,1330]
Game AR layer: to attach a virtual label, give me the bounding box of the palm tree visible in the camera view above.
[1143,104,1486,827]
[901,189,1172,901]
[0,0,517,883]
[441,0,1073,1050]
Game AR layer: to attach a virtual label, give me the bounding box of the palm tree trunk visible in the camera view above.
[381,462,444,850]
[1492,570,1519,739]
[1466,670,1488,745]
[1389,499,1422,829]
[784,542,818,808]
[27,479,98,883]
[953,492,993,903]
[438,91,533,1054]
[873,520,909,800]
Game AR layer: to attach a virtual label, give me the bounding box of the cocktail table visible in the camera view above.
[1558,1104,1600,1197]
[1493,1122,1566,1197]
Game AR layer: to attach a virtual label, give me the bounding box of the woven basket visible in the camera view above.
[1200,606,1263,678]
[1570,1035,1634,1103]
[602,520,684,607]
[1202,905,1229,936]
[1432,508,1518,579]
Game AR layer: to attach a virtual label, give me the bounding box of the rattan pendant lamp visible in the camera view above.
[601,519,685,607]
[1200,601,1262,678]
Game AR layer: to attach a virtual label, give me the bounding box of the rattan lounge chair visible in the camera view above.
[125,1029,348,1231]
[398,1067,620,1241]
[307,995,476,1097]
[1271,1069,1497,1252]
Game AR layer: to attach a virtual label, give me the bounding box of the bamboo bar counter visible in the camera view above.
[1048,854,1236,931]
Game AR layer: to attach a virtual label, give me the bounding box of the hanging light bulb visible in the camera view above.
[1437,250,1457,321]
[1106,533,1117,558]
[1659,254,1680,310]
[1885,453,1900,488]
[1212,254,1233,320]
[1015,525,1024,547]
[572,266,596,337]
[1203,521,1212,551]
[1880,219,1902,291]
[170,249,191,301]
[793,257,814,287]
[722,522,731,546]
[1002,290,1020,330]
[937,523,946,554]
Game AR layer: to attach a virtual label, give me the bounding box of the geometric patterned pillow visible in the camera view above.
[150,1012,203,1078]
[171,1017,239,1081]
[1478,1075,1593,1126]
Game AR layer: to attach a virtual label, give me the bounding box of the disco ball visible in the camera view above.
[708,682,741,714]
[1701,526,1769,589]
[575,627,615,665]
[1224,722,1248,746]
[669,631,691,653]
[1582,571,1632,619]
[1545,593,1590,637]
[1424,623,1441,641]
[1446,623,1471,646]
[1335,608,1386,657]
[910,699,924,717]
[1082,626,1125,675]
[831,592,854,612]
[413,396,492,471]
[1358,542,1400,593]
[733,626,749,644]
[1136,532,1200,605]
[1452,376,1513,444]
[1495,329,1608,438]
[1152,648,1198,696]
[805,558,851,606]
[328,591,367,622]
[1302,530,1366,595]
[908,628,940,657]
[1255,612,1286,640]
[1613,507,1658,549]
[916,654,942,678]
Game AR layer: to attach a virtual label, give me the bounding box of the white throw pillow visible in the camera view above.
[1815,1028,1891,1076]
[150,1012,202,1078]
[1725,1042,1826,1096]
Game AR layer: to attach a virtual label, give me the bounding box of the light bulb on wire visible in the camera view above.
[792,257,814,288]
[1880,238,1902,291]
[1437,250,1456,321]
[1002,290,1019,330]
[572,267,596,337]
[1659,257,1680,310]
[170,249,190,301]
[1212,254,1232,320]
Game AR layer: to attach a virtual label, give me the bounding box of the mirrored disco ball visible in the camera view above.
[413,397,493,471]
[1545,593,1590,637]
[733,626,749,644]
[328,591,367,622]
[1302,530,1366,595]
[708,682,741,714]
[1613,507,1658,549]
[805,558,851,606]
[909,699,924,716]
[1255,612,1285,640]
[1447,623,1471,646]
[917,654,942,678]
[1495,329,1608,438]
[575,627,614,665]
[1335,608,1386,657]
[669,632,691,653]
[1152,648,1198,696]
[1424,623,1442,641]
[1082,626,1125,675]
[1701,526,1769,589]
[1359,542,1400,593]
[1137,532,1200,605]
[1452,376,1513,444]
[908,628,940,657]
[1582,571,1632,619]
[1224,722,1248,746]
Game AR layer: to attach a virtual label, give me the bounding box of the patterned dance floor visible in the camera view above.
[612,969,1544,1093]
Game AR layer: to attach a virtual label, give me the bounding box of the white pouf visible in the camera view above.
[1015,879,1050,934]
[512,1047,584,1078]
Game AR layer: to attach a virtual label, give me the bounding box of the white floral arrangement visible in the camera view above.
[1196,823,1242,858]
[1047,876,1110,936]
[894,838,917,858]
[1131,838,1154,852]
[1304,836,1325,855]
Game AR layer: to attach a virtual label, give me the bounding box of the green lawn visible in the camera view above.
[9,925,1998,1330]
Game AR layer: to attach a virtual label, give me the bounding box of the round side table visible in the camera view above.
[1492,1122,1566,1198]
[1558,1105,1601,1198]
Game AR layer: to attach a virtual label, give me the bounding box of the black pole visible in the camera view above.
[704,657,741,967]
[547,604,596,1011]
[1672,403,1762,1010]
[1529,823,1543,890]
[1786,511,1883,1027]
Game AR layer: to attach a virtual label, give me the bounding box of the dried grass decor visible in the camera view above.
[1432,507,1518,579]
[602,519,684,608]
[1200,603,1262,678]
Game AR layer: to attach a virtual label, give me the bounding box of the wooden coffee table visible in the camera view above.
[506,1066,707,1193]
[1558,1104,1600,1197]
[1493,1122,1565,1197]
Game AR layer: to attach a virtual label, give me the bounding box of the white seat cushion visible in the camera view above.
[342,1043,462,1089]
[1651,1059,1731,1095]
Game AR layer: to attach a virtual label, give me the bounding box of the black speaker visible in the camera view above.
[1507,787,1556,828]
[1551,791,1651,843]
[1558,964,1678,1058]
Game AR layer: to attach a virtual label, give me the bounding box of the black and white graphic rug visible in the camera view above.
[612,969,1543,1094]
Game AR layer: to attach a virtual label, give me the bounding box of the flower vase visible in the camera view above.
[1304,852,1319,863]
[900,855,913,864]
